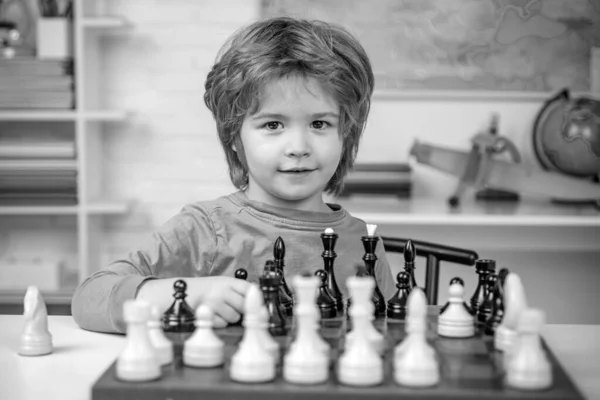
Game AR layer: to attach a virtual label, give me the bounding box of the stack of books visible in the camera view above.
[340,162,413,198]
[0,138,78,205]
[0,57,75,109]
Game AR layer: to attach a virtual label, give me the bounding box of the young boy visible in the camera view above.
[71,17,396,334]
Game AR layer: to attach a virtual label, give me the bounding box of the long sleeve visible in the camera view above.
[71,204,217,333]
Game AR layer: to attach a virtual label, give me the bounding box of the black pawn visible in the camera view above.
[361,234,386,317]
[387,271,411,320]
[485,267,510,335]
[439,277,472,314]
[477,273,497,324]
[162,279,196,333]
[264,260,293,317]
[470,259,496,313]
[273,237,293,299]
[259,270,287,336]
[321,229,344,314]
[403,239,418,289]
[234,268,248,280]
[314,269,337,319]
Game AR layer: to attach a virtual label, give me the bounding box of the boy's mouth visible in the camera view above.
[279,168,316,174]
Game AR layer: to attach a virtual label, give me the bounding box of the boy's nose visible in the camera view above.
[284,129,311,158]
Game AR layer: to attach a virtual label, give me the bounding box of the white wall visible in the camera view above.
[91,0,599,323]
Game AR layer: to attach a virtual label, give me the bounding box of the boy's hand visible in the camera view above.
[192,276,252,328]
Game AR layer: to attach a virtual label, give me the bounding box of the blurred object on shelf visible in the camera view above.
[469,114,521,205]
[339,162,412,198]
[532,89,600,182]
[0,257,64,291]
[0,56,74,109]
[410,132,600,210]
[0,0,35,58]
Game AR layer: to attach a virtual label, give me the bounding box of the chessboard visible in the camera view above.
[91,308,585,400]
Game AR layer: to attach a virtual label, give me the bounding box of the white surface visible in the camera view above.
[0,316,598,399]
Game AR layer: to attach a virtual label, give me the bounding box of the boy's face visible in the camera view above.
[236,76,342,212]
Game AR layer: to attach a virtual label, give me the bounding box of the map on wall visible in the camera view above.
[262,0,600,92]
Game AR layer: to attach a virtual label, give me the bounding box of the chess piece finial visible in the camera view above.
[387,271,411,320]
[403,240,417,289]
[19,286,53,356]
[314,269,337,319]
[162,279,196,333]
[235,268,248,280]
[273,237,293,298]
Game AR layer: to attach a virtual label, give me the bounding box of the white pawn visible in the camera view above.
[230,284,276,383]
[19,286,53,356]
[338,276,383,387]
[495,272,528,352]
[345,276,385,355]
[437,282,475,338]
[116,300,161,382]
[394,287,439,387]
[148,305,173,366]
[289,274,329,355]
[283,275,329,384]
[183,304,224,367]
[505,308,553,390]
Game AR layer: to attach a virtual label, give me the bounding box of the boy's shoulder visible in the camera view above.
[180,191,242,216]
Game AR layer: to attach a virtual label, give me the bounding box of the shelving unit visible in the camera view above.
[0,0,131,310]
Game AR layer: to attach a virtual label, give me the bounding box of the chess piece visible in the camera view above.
[19,286,53,356]
[283,275,329,384]
[257,307,281,361]
[265,259,293,317]
[273,236,293,299]
[230,284,276,383]
[259,269,288,336]
[361,224,386,317]
[470,259,496,315]
[288,274,329,355]
[439,277,472,314]
[394,287,439,387]
[321,227,344,314]
[477,273,497,324]
[116,300,161,382]
[345,278,385,355]
[234,268,248,280]
[437,282,475,338]
[505,308,553,390]
[403,239,418,289]
[386,271,411,320]
[485,267,509,335]
[148,305,174,366]
[495,272,528,352]
[338,276,383,387]
[162,279,196,333]
[314,269,337,319]
[183,304,225,367]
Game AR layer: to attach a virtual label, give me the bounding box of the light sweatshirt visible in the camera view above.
[71,191,396,333]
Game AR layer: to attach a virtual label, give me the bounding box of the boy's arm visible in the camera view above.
[71,204,217,333]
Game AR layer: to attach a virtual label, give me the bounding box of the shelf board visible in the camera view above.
[337,196,600,227]
[82,16,129,29]
[0,200,130,216]
[0,110,128,122]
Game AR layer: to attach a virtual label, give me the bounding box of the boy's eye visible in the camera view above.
[311,120,330,130]
[264,121,282,130]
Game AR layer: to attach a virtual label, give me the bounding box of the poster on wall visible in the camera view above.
[262,0,600,95]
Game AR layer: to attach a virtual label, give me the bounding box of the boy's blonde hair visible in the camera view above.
[204,17,374,195]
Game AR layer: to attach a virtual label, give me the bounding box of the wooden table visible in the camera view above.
[0,316,598,400]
